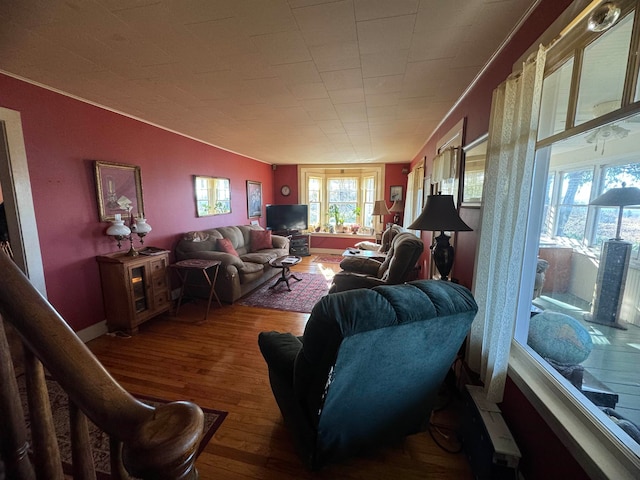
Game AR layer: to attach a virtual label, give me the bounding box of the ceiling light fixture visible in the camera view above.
[587,2,621,32]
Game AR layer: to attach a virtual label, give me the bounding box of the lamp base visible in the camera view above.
[126,237,139,257]
[432,231,454,280]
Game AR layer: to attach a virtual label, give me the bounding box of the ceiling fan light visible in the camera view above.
[588,2,621,32]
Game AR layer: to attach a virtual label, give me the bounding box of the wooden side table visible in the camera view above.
[269,256,302,291]
[171,259,222,320]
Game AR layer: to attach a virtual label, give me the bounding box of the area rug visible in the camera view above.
[312,254,343,264]
[17,375,226,478]
[237,272,330,313]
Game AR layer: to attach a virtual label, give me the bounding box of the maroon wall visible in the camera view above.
[272,164,298,205]
[501,378,589,479]
[0,73,274,331]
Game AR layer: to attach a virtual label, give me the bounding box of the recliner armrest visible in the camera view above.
[258,331,301,378]
[338,257,382,275]
[328,272,386,293]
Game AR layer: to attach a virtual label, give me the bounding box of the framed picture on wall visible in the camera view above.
[390,185,403,201]
[247,180,262,218]
[94,161,145,222]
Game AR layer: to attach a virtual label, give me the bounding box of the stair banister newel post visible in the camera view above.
[0,252,204,479]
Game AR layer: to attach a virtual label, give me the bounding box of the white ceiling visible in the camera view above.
[0,0,538,165]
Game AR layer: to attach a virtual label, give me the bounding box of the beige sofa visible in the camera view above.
[175,225,290,303]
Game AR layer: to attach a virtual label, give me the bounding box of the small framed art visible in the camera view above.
[390,185,403,202]
[247,180,262,218]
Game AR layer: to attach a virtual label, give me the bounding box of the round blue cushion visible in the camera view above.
[528,311,593,364]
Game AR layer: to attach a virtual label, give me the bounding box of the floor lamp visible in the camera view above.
[408,194,472,281]
[586,184,640,329]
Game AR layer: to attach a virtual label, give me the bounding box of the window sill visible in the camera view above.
[508,341,640,479]
[309,232,375,240]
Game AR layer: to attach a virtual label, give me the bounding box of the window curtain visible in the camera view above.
[432,147,458,184]
[404,164,424,234]
[468,44,547,403]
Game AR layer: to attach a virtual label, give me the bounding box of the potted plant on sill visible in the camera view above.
[329,205,345,233]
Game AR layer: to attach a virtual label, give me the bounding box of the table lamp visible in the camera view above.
[389,200,404,224]
[408,194,472,280]
[106,214,152,256]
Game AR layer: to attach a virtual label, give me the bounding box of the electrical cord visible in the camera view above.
[427,355,467,454]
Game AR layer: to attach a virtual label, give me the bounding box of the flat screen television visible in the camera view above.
[266,204,308,233]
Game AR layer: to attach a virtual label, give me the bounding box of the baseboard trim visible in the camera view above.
[76,320,108,343]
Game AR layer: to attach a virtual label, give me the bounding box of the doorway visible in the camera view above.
[0,107,46,295]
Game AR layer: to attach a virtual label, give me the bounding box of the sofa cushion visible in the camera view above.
[251,229,273,252]
[238,261,264,283]
[178,231,219,253]
[217,238,239,257]
[241,251,280,264]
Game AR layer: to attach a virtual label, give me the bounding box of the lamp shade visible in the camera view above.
[590,185,640,240]
[589,185,640,206]
[408,195,472,232]
[389,200,404,213]
[372,200,390,216]
[106,220,131,237]
[135,218,152,234]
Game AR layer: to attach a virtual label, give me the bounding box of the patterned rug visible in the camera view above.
[18,375,226,478]
[311,254,344,264]
[237,272,330,313]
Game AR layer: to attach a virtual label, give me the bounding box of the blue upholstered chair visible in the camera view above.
[258,280,478,469]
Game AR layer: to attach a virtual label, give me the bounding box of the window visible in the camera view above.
[300,165,384,233]
[554,168,593,240]
[328,177,357,225]
[575,12,634,126]
[513,1,640,468]
[308,177,322,226]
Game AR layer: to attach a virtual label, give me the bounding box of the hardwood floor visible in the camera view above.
[87,256,473,479]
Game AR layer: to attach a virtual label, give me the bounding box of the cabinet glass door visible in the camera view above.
[131,266,148,313]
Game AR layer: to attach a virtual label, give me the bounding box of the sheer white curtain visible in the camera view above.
[468,45,547,402]
[404,165,424,234]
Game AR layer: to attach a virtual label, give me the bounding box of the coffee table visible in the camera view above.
[269,256,302,291]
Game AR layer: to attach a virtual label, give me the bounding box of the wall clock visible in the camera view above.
[280,185,291,196]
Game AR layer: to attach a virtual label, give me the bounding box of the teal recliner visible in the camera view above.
[258,280,478,470]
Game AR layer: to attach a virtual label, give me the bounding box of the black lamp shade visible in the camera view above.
[408,195,472,232]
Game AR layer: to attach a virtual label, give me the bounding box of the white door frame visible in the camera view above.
[0,107,47,295]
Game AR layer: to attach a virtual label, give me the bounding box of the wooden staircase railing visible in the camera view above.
[0,251,204,479]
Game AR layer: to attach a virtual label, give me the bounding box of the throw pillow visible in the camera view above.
[250,229,272,252]
[217,238,239,257]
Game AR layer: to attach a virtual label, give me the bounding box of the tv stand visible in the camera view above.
[289,233,310,256]
[271,229,299,236]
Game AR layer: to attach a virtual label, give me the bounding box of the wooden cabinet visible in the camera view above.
[538,246,573,294]
[96,251,171,334]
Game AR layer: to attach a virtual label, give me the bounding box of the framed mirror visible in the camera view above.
[194,176,231,217]
[462,134,487,205]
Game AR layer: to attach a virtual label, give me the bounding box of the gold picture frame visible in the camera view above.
[94,161,145,222]
[247,180,262,218]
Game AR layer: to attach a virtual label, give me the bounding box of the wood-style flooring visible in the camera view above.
[87,256,473,479]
